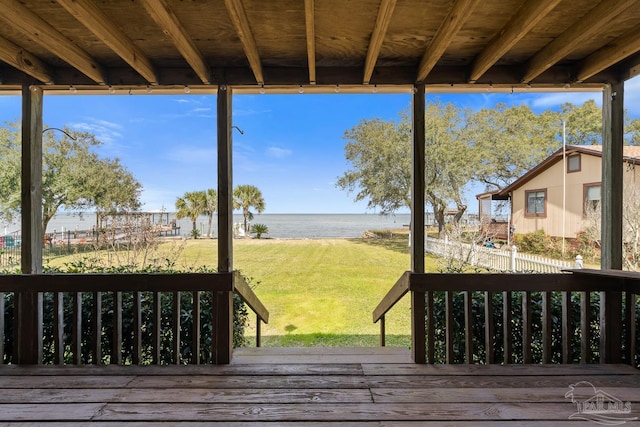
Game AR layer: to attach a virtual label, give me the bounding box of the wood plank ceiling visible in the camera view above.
[1,0,640,93]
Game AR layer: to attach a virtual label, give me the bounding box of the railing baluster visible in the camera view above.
[445,291,454,364]
[133,291,141,364]
[580,291,590,364]
[411,291,426,364]
[522,291,532,363]
[72,292,82,365]
[484,291,494,364]
[0,292,4,363]
[562,291,571,363]
[542,291,552,363]
[173,291,181,365]
[256,314,262,348]
[464,291,472,364]
[631,293,637,365]
[379,315,385,347]
[623,291,634,364]
[153,291,161,365]
[503,291,512,364]
[112,291,122,365]
[426,291,435,364]
[53,292,64,364]
[92,291,102,364]
[192,291,201,364]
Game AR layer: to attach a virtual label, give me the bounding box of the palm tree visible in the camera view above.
[233,184,265,237]
[250,223,269,239]
[175,190,207,238]
[203,188,217,238]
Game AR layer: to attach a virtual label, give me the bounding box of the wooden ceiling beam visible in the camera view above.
[576,25,640,82]
[0,36,54,84]
[224,0,264,84]
[522,0,637,83]
[416,0,481,83]
[0,0,107,84]
[57,0,159,85]
[304,0,316,85]
[363,0,397,84]
[468,0,561,83]
[141,0,212,85]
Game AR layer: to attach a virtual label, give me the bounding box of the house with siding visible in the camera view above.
[478,145,640,239]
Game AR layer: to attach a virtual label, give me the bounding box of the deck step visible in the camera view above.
[232,346,412,364]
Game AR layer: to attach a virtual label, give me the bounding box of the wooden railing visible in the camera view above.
[0,271,268,365]
[375,270,639,365]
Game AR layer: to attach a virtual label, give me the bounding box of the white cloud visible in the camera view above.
[68,118,124,146]
[527,91,601,110]
[266,146,292,158]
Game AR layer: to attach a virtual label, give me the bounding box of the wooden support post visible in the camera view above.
[218,85,233,274]
[216,85,234,364]
[15,85,43,364]
[600,81,624,364]
[410,84,426,363]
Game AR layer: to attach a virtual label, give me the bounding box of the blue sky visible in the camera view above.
[1,77,639,214]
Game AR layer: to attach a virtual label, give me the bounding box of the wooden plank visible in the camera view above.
[522,291,532,363]
[217,85,233,273]
[304,0,316,84]
[0,1,107,84]
[503,291,512,364]
[522,0,637,83]
[464,291,472,364]
[373,271,410,323]
[580,291,590,364]
[57,0,158,84]
[92,291,102,364]
[91,402,620,421]
[0,273,235,293]
[468,0,561,83]
[133,291,141,364]
[112,291,122,365]
[411,291,426,364]
[561,291,571,363]
[577,24,640,82]
[363,0,397,84]
[141,0,211,84]
[223,0,263,84]
[445,290,454,363]
[0,292,4,362]
[0,403,105,421]
[72,292,82,365]
[542,291,552,363]
[192,291,201,364]
[152,291,161,365]
[0,35,53,83]
[172,291,181,364]
[372,386,640,403]
[411,84,425,272]
[234,272,269,323]
[416,0,481,82]
[484,291,494,364]
[361,363,640,376]
[53,292,64,365]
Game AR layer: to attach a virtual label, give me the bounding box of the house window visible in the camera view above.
[584,183,601,216]
[567,154,581,173]
[525,189,546,217]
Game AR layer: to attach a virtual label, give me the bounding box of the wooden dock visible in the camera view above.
[0,347,639,425]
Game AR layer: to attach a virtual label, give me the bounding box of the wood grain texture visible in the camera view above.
[0,352,638,424]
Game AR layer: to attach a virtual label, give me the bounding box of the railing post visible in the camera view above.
[574,255,583,269]
[510,245,517,272]
[411,291,426,363]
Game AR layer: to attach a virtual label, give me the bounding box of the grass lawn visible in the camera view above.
[179,234,444,347]
[48,233,443,348]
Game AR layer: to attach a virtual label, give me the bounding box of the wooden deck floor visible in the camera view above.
[0,347,639,426]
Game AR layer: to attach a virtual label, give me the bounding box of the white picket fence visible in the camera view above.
[425,236,582,273]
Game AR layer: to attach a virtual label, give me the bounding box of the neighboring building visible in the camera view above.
[477,145,640,239]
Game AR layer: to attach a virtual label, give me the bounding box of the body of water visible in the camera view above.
[3,212,414,239]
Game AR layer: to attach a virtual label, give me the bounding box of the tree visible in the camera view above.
[250,223,269,239]
[203,188,217,238]
[175,190,207,238]
[233,184,265,237]
[337,104,475,236]
[0,123,141,234]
